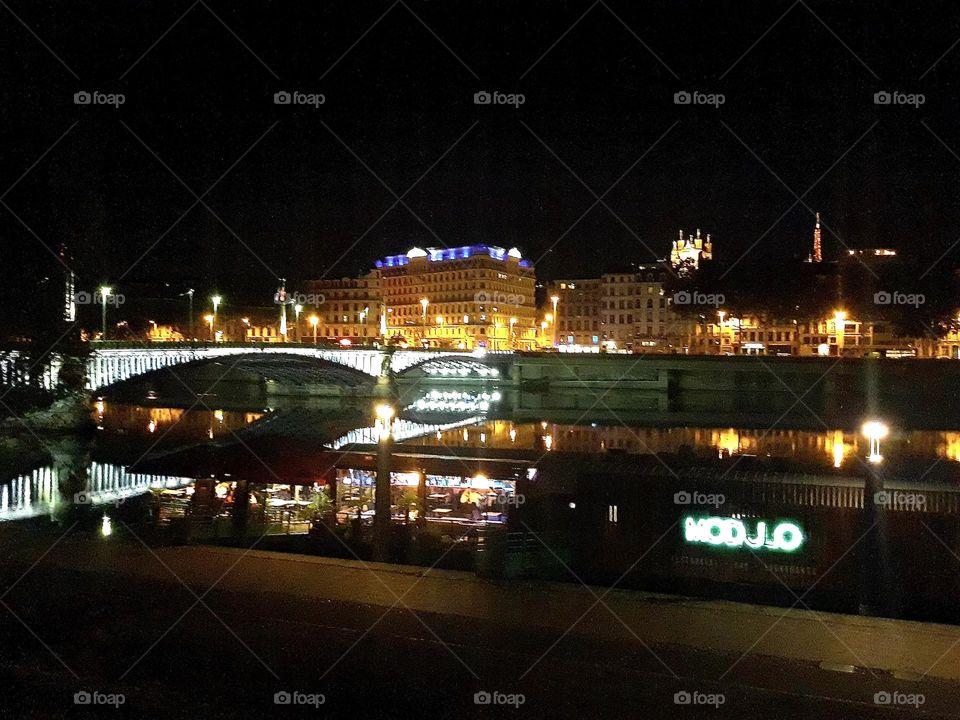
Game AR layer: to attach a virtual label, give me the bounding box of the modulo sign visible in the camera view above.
[683,516,804,552]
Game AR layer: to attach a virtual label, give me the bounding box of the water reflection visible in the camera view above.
[5,389,960,624]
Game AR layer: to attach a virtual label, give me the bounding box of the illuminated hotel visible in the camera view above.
[306,245,538,349]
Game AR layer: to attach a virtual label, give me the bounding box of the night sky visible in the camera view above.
[2,0,960,327]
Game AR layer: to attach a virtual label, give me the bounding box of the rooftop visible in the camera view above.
[376,245,531,269]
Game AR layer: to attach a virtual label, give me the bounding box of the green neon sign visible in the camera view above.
[683,516,804,552]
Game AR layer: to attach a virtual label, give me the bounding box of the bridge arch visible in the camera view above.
[395,354,503,379]
[86,346,383,391]
[84,345,499,391]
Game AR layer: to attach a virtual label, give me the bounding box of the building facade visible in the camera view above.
[548,265,688,353]
[303,273,382,343]
[304,245,538,350]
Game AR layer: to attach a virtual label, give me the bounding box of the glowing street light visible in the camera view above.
[862,420,889,463]
[204,313,215,341]
[374,403,395,442]
[309,314,319,345]
[550,294,560,347]
[211,294,222,342]
[99,286,112,341]
[294,303,303,342]
[420,298,429,345]
[180,288,195,339]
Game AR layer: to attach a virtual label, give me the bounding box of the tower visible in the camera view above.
[670,228,713,272]
[812,212,822,263]
[59,243,76,323]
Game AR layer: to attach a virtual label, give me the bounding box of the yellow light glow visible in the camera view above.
[862,421,889,440]
[375,404,395,421]
[309,314,319,327]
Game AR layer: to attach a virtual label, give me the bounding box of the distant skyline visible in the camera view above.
[3,1,960,327]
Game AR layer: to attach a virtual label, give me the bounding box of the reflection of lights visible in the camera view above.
[480,432,486,443]
[817,343,830,356]
[101,515,112,537]
[543,434,553,450]
[716,429,742,458]
[147,420,156,433]
[214,409,224,423]
[831,430,845,468]
[941,433,960,462]
[463,428,469,441]
[862,421,889,463]
[339,338,352,346]
[509,428,516,442]
[95,399,105,415]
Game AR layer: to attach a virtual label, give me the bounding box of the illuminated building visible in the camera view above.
[670,228,713,272]
[376,245,536,350]
[547,265,686,352]
[303,272,383,343]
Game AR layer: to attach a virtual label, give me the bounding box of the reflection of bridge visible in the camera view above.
[84,344,501,391]
[0,461,194,521]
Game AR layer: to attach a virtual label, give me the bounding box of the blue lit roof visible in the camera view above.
[375,245,530,268]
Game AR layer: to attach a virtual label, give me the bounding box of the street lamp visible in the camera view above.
[375,403,395,442]
[294,303,303,342]
[204,313,215,341]
[211,295,222,343]
[180,288,195,340]
[862,420,889,463]
[309,314,319,345]
[550,294,560,347]
[717,310,726,353]
[99,286,112,341]
[420,298,429,345]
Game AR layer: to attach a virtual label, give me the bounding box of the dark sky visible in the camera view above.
[2,0,960,318]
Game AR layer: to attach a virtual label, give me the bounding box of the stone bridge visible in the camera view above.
[83,343,504,391]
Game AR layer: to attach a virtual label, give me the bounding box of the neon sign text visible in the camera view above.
[683,516,804,552]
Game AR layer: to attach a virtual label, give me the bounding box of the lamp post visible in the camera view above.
[420,298,429,346]
[509,317,518,350]
[211,295,222,343]
[294,303,303,342]
[360,306,369,341]
[204,313,215,341]
[181,288,195,340]
[550,294,559,347]
[309,314,319,345]
[99,286,112,341]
